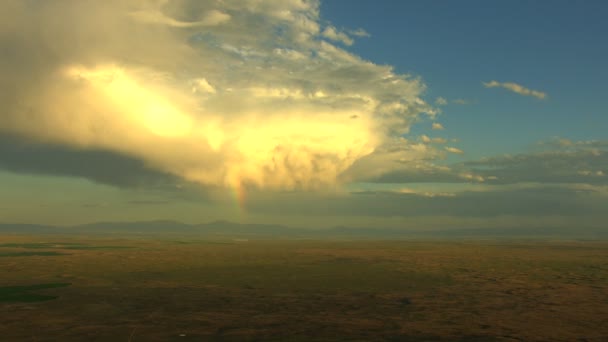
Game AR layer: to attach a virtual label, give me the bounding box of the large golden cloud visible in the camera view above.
[0,0,435,190]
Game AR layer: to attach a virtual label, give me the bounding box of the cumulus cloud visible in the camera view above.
[483,80,547,100]
[0,0,435,191]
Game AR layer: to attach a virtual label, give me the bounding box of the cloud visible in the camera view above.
[398,188,456,198]
[464,142,608,185]
[483,80,547,100]
[0,134,179,188]
[349,28,370,37]
[365,137,608,188]
[245,185,608,218]
[435,97,447,106]
[0,0,435,192]
[432,122,445,130]
[322,25,353,45]
[420,135,446,144]
[362,164,462,184]
[445,147,464,154]
[434,97,472,106]
[129,8,231,27]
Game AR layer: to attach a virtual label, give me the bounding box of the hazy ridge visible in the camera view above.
[0,221,606,239]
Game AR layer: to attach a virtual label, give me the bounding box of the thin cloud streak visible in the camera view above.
[483,80,547,99]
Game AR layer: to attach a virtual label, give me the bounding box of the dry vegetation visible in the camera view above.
[1,236,607,341]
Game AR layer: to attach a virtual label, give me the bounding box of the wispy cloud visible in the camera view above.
[398,188,456,197]
[483,80,547,100]
[246,184,608,220]
[129,9,231,27]
[349,28,370,37]
[420,135,447,144]
[445,147,464,154]
[363,137,608,187]
[322,25,353,45]
[453,99,470,105]
[435,97,448,106]
[464,141,608,185]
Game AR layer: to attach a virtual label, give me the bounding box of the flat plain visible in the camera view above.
[1,236,607,341]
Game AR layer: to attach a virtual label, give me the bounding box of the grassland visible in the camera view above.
[1,236,607,341]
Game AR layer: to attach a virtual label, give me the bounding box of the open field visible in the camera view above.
[1,236,607,341]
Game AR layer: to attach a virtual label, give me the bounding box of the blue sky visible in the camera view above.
[322,0,608,158]
[0,0,606,231]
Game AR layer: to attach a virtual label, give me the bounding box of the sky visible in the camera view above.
[0,0,606,231]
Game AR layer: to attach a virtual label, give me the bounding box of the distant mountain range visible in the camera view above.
[0,220,606,239]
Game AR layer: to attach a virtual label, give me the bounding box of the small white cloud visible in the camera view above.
[453,99,469,105]
[578,170,605,177]
[432,122,445,130]
[349,28,370,37]
[421,135,447,144]
[459,172,484,182]
[445,146,464,154]
[483,80,547,100]
[398,188,455,197]
[435,97,448,106]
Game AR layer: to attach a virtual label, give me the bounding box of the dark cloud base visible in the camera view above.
[0,134,178,188]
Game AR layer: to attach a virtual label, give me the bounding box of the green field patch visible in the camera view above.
[0,283,71,302]
[0,251,68,257]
